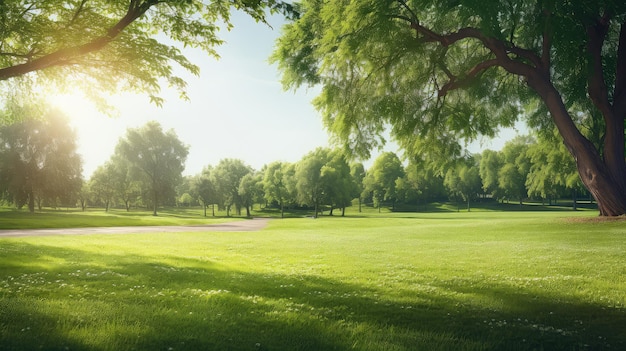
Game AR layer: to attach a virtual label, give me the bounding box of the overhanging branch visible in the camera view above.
[0,0,158,81]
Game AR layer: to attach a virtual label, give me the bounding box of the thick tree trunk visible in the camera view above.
[530,76,626,216]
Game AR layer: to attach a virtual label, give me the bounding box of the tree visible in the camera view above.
[238,172,264,217]
[479,149,504,201]
[109,155,141,211]
[498,137,533,205]
[526,135,585,208]
[0,0,293,108]
[212,158,252,217]
[89,162,117,211]
[363,152,405,211]
[349,162,366,212]
[0,111,82,212]
[274,0,626,216]
[263,161,290,218]
[320,150,354,216]
[295,148,330,218]
[116,121,188,216]
[444,157,483,211]
[193,166,219,217]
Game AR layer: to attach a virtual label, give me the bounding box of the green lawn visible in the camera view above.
[1,209,625,350]
[0,207,241,229]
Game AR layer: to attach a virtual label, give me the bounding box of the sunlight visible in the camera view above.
[47,93,134,179]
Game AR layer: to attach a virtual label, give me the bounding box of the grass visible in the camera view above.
[0,207,241,229]
[1,209,625,350]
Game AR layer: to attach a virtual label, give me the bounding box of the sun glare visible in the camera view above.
[47,93,128,178]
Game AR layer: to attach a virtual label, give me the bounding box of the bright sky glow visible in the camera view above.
[48,10,522,179]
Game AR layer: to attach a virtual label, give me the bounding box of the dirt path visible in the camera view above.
[0,217,271,238]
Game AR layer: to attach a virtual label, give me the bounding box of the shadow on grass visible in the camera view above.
[1,241,624,351]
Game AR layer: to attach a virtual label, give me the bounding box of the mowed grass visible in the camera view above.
[0,207,240,229]
[1,210,625,350]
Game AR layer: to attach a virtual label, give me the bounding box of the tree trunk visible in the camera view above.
[341,207,345,217]
[528,74,626,216]
[245,205,251,217]
[203,204,207,217]
[28,190,35,213]
[212,204,215,217]
[280,202,284,219]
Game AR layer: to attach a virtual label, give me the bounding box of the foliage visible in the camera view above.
[263,161,291,217]
[192,166,219,217]
[363,152,405,210]
[273,0,626,216]
[295,148,329,217]
[115,121,189,215]
[443,156,482,211]
[0,0,293,112]
[211,158,252,216]
[0,110,82,212]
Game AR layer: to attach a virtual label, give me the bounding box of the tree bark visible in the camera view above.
[528,75,626,216]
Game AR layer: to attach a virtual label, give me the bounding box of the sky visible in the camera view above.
[49,10,522,179]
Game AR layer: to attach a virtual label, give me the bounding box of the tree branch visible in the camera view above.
[586,12,613,119]
[614,20,626,118]
[438,59,499,97]
[541,9,552,75]
[67,0,89,27]
[0,0,157,81]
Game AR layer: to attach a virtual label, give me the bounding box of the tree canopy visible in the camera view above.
[273,0,626,216]
[115,120,188,215]
[0,111,82,212]
[0,0,292,110]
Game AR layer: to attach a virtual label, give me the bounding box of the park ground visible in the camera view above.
[0,203,625,350]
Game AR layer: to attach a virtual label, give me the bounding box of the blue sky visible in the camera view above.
[51,10,521,178]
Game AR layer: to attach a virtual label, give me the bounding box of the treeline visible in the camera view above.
[0,114,589,215]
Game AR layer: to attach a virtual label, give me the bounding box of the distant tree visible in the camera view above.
[479,150,504,201]
[193,166,219,217]
[498,137,533,205]
[295,148,330,218]
[526,136,585,208]
[238,172,264,217]
[77,182,90,211]
[263,162,290,218]
[321,150,354,216]
[350,162,366,212]
[178,193,194,207]
[115,121,188,216]
[212,159,252,217]
[89,162,117,211]
[363,152,405,211]
[404,160,447,209]
[109,155,141,211]
[444,157,482,211]
[0,111,82,212]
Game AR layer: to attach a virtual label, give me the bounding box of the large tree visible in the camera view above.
[0,111,82,212]
[115,121,188,216]
[274,0,626,216]
[0,0,292,108]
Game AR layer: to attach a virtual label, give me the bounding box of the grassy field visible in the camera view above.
[0,207,242,229]
[1,207,625,350]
